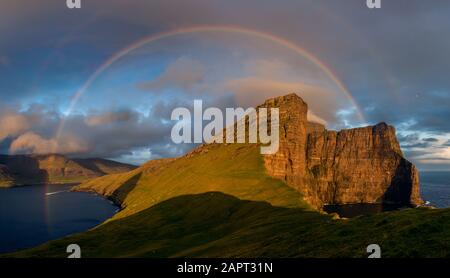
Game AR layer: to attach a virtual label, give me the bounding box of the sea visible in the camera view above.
[420,171,450,208]
[0,184,117,254]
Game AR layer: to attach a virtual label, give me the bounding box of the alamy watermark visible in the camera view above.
[170,100,280,155]
[67,243,81,258]
[66,1,380,10]
[367,0,381,9]
[66,0,81,9]
[367,244,381,258]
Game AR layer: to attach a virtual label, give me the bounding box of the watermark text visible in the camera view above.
[171,100,279,154]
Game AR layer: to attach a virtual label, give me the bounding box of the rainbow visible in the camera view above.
[56,25,365,141]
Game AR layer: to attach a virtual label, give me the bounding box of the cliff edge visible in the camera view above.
[260,93,423,209]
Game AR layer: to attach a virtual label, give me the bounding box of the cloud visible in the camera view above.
[413,147,450,164]
[85,110,139,127]
[400,133,444,149]
[444,140,450,147]
[400,132,450,170]
[402,142,431,149]
[138,57,205,93]
[9,132,89,155]
[0,111,30,141]
[0,104,175,163]
[59,108,174,159]
[307,111,327,125]
[423,137,439,142]
[224,77,345,126]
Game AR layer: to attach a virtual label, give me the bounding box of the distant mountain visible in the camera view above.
[0,154,136,187]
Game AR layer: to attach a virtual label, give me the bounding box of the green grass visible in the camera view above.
[8,192,450,258]
[75,143,310,221]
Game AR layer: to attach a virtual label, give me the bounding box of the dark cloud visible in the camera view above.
[398,133,420,143]
[0,105,178,163]
[399,135,441,149]
[402,142,431,149]
[423,137,439,142]
[85,110,140,127]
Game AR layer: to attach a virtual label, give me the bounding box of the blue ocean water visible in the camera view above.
[420,171,450,208]
[0,184,117,254]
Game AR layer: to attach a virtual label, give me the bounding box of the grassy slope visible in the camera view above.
[9,192,450,258]
[75,143,309,221]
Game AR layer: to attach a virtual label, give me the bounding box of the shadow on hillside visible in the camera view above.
[0,155,48,184]
[73,159,106,175]
[110,172,143,204]
[5,191,320,258]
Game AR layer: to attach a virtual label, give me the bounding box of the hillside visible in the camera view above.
[9,192,450,258]
[0,154,136,187]
[74,143,310,220]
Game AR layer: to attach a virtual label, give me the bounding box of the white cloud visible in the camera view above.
[224,77,342,127]
[9,132,89,155]
[0,111,30,141]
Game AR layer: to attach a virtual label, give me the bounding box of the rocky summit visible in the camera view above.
[261,93,423,209]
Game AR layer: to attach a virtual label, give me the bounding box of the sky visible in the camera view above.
[0,0,449,170]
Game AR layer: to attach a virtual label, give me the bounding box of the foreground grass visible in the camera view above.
[8,192,450,258]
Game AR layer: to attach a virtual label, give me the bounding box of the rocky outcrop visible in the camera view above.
[258,94,308,186]
[260,93,423,209]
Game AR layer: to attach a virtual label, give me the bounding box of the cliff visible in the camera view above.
[260,93,423,209]
[71,93,423,212]
[0,154,136,187]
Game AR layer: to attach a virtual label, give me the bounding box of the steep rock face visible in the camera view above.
[258,94,308,188]
[261,93,423,209]
[306,123,422,207]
